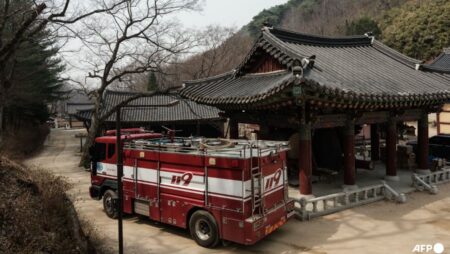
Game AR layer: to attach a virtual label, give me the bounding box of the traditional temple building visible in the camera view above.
[424,48,450,134]
[180,27,450,195]
[75,90,225,137]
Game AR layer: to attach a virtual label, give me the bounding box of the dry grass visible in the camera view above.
[0,156,99,253]
[0,124,50,159]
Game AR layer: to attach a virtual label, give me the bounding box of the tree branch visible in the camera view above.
[0,3,46,61]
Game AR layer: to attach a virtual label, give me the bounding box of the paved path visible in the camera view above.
[25,129,450,254]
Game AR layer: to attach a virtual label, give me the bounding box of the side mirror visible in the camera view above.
[89,145,96,160]
[89,145,97,175]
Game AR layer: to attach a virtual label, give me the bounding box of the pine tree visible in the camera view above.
[343,17,382,38]
[147,71,158,91]
[4,28,65,126]
[380,0,450,61]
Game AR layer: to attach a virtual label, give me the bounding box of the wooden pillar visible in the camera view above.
[385,118,398,179]
[196,120,201,136]
[343,120,356,186]
[418,112,429,169]
[299,123,312,195]
[229,118,239,139]
[370,124,380,161]
[436,112,441,135]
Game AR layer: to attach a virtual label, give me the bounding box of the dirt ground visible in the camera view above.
[25,129,450,254]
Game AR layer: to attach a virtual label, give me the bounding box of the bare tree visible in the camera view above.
[105,25,252,92]
[0,0,134,143]
[185,26,239,79]
[154,26,253,90]
[62,0,200,165]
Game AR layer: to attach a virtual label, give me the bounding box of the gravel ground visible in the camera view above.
[25,129,450,254]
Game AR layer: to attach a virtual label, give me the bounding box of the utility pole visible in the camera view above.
[115,107,124,254]
[114,98,179,253]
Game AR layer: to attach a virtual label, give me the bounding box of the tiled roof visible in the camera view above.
[180,27,450,109]
[183,70,295,105]
[74,108,93,120]
[60,88,94,105]
[74,90,223,123]
[422,48,450,74]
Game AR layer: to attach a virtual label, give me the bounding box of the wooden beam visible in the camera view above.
[313,109,427,130]
[397,109,424,122]
[356,111,389,125]
[313,114,346,128]
[230,112,300,129]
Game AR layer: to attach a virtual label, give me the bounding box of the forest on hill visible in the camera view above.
[245,0,449,61]
[144,0,449,91]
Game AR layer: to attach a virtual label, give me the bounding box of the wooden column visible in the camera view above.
[196,120,201,136]
[370,124,380,161]
[385,118,398,179]
[437,113,441,135]
[418,112,429,169]
[299,123,312,195]
[229,118,239,139]
[343,120,356,186]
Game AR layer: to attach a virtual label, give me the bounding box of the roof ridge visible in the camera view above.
[421,64,450,75]
[371,40,422,68]
[267,27,372,46]
[105,89,142,96]
[428,52,447,66]
[243,70,290,77]
[262,30,306,59]
[183,70,235,85]
[105,89,177,96]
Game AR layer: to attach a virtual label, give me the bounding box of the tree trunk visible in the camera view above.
[79,112,100,167]
[79,97,102,167]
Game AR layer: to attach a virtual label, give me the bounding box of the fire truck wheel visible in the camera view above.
[103,190,118,219]
[189,210,220,248]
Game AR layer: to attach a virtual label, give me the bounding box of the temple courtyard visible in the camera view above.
[25,128,450,254]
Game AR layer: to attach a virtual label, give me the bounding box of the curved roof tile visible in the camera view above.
[180,27,450,108]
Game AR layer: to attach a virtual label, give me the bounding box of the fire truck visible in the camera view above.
[89,133,295,247]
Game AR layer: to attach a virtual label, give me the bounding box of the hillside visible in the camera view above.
[138,0,449,90]
[244,0,407,37]
[0,157,95,253]
[244,0,449,61]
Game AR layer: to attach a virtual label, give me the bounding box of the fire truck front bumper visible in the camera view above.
[89,185,102,200]
[243,199,295,245]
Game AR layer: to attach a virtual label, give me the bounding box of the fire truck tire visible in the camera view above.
[103,190,118,219]
[189,210,220,248]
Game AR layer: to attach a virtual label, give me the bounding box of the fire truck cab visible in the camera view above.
[89,134,295,247]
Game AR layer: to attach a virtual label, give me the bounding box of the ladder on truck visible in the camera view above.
[250,146,263,216]
[133,158,151,217]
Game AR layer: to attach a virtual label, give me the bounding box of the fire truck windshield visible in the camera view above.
[90,142,107,175]
[107,144,115,159]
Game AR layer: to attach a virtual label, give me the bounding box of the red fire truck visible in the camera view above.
[105,128,146,136]
[89,134,295,247]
